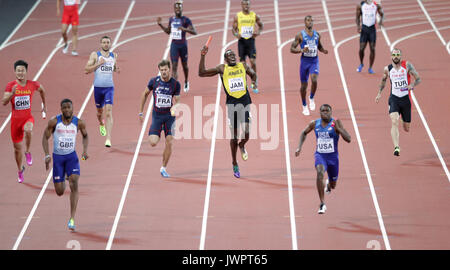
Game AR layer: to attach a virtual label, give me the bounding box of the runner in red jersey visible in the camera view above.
[2,60,47,183]
[57,0,80,56]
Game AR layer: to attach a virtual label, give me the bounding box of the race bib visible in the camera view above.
[228,77,245,92]
[171,23,182,40]
[317,138,334,153]
[156,93,172,108]
[303,43,318,57]
[241,26,254,38]
[14,96,30,110]
[58,137,75,150]
[393,79,409,92]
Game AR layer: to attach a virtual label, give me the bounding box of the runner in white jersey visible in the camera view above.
[375,48,421,156]
[356,0,384,74]
[85,36,119,147]
[42,99,89,231]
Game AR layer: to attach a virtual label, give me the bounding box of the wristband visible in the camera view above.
[139,112,143,116]
[44,155,50,160]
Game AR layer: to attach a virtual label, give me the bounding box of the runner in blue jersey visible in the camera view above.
[157,1,197,93]
[42,99,89,230]
[139,60,181,178]
[85,36,119,148]
[290,15,328,116]
[295,104,351,214]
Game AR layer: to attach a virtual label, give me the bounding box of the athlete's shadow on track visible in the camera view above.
[328,221,409,238]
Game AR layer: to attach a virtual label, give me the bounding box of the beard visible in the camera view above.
[393,58,400,64]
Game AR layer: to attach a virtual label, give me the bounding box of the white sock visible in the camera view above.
[160,166,166,172]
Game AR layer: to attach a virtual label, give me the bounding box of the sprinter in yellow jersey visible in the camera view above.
[232,0,263,94]
[199,46,257,179]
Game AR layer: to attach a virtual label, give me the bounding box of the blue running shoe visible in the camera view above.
[357,64,364,72]
[368,67,375,74]
[160,167,170,178]
[68,218,75,231]
[233,165,240,178]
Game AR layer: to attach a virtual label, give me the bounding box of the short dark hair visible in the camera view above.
[14,60,28,71]
[224,49,233,58]
[158,59,171,69]
[305,15,312,21]
[60,98,73,107]
[101,35,111,42]
[320,104,332,111]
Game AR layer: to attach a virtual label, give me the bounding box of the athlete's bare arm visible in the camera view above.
[42,117,57,170]
[2,84,17,105]
[84,51,103,74]
[377,3,384,26]
[198,46,224,77]
[290,32,303,54]
[406,61,421,90]
[295,120,316,156]
[356,3,362,32]
[253,14,263,38]
[317,33,328,54]
[375,66,389,103]
[77,119,89,160]
[232,15,240,39]
[156,17,171,35]
[113,52,120,73]
[139,87,151,122]
[334,119,351,143]
[37,84,47,114]
[56,0,62,17]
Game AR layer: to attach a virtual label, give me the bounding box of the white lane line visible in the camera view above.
[389,26,450,183]
[377,0,391,46]
[274,0,298,251]
[0,0,42,50]
[11,0,135,251]
[321,0,391,250]
[199,0,230,251]
[416,0,447,47]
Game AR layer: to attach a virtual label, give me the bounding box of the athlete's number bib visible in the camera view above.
[393,79,408,92]
[241,26,254,38]
[228,77,245,93]
[14,96,30,110]
[58,137,75,150]
[156,93,172,108]
[303,41,318,57]
[317,138,334,153]
[171,23,182,40]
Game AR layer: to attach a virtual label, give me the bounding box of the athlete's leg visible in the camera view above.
[316,164,326,204]
[13,143,23,171]
[403,121,410,132]
[162,135,173,167]
[300,81,308,106]
[181,61,189,84]
[61,24,69,45]
[71,24,78,52]
[249,58,257,74]
[172,60,179,81]
[54,180,66,196]
[68,174,79,220]
[96,107,104,126]
[359,42,367,65]
[238,122,250,149]
[104,104,113,141]
[149,134,160,147]
[390,112,400,147]
[310,73,318,98]
[369,41,376,69]
[230,127,239,166]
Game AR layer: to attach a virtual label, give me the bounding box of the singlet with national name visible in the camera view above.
[4,80,40,119]
[314,118,339,155]
[220,62,251,106]
[64,0,79,6]
[388,60,411,98]
[53,114,78,156]
[94,51,115,87]
[237,11,256,39]
[147,76,180,114]
[300,30,319,58]
[361,1,378,27]
[169,16,192,44]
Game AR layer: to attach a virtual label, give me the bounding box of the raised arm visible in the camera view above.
[375,66,389,103]
[295,120,316,156]
[406,61,421,90]
[198,46,223,77]
[157,17,171,35]
[85,51,103,74]
[42,117,57,170]
[334,119,351,143]
[290,32,303,54]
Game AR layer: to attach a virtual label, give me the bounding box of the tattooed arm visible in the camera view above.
[375,66,389,103]
[407,61,421,90]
